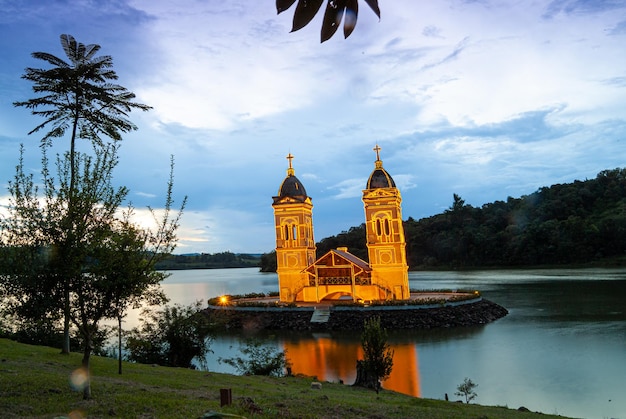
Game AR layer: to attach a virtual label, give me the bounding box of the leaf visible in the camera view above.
[343,0,358,39]
[291,0,324,33]
[276,0,297,14]
[280,0,381,42]
[60,34,78,62]
[321,0,345,42]
[363,0,380,18]
[83,43,101,61]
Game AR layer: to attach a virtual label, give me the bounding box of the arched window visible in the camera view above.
[282,221,298,246]
[373,214,392,242]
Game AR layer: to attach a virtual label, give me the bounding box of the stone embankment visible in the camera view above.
[205,299,508,332]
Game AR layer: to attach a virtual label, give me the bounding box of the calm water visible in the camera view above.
[154,268,626,419]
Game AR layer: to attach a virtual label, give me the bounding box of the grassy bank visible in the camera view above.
[0,338,570,418]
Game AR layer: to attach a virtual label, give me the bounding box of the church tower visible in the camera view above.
[272,154,316,302]
[362,145,409,300]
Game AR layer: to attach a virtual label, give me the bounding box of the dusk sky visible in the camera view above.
[1,1,625,255]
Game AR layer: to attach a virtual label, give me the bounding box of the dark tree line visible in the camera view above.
[316,225,369,261]
[260,168,626,271]
[155,251,261,270]
[407,168,626,268]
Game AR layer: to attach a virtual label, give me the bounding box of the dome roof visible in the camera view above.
[366,144,396,189]
[278,174,308,200]
[273,153,309,203]
[367,166,396,189]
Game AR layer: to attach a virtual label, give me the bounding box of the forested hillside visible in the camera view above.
[155,251,260,270]
[405,167,626,267]
[263,168,626,270]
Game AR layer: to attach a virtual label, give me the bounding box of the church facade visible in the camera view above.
[272,147,409,303]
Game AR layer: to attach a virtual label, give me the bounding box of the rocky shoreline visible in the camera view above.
[205,299,508,332]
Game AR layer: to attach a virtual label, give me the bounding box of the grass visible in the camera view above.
[0,338,571,419]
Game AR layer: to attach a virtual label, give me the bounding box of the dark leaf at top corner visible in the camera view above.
[343,0,359,39]
[291,0,324,32]
[363,0,380,18]
[321,0,345,42]
[276,0,297,14]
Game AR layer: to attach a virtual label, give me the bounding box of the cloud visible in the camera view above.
[543,0,626,18]
[327,178,364,200]
[608,20,626,35]
[134,191,157,199]
[602,75,626,87]
[2,0,626,254]
[126,1,341,131]
[422,25,444,38]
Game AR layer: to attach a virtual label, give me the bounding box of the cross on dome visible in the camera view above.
[373,144,381,161]
[373,144,384,169]
[286,152,295,176]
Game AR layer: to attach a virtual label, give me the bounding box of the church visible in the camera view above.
[272,146,409,303]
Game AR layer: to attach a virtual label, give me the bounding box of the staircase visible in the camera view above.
[310,306,331,323]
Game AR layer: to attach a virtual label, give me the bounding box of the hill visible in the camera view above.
[155,251,261,270]
[0,338,569,418]
[262,168,626,271]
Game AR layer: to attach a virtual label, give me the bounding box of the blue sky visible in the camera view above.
[1,1,625,254]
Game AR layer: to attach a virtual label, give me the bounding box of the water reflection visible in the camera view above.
[281,332,421,397]
[163,267,626,419]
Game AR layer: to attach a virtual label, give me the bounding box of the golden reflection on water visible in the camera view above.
[283,336,420,397]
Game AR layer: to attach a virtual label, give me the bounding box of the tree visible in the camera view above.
[353,316,393,393]
[259,250,278,272]
[1,143,185,399]
[99,213,169,375]
[277,0,380,42]
[1,146,78,351]
[455,377,478,403]
[69,153,184,398]
[316,224,367,261]
[126,301,213,369]
[449,193,466,213]
[98,156,185,375]
[13,34,151,354]
[219,338,291,377]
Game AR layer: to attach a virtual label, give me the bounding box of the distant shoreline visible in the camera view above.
[159,259,626,272]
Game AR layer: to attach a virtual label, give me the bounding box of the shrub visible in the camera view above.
[219,338,291,377]
[354,316,394,393]
[455,377,478,403]
[126,301,213,369]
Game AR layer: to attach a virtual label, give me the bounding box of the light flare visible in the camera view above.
[69,367,88,392]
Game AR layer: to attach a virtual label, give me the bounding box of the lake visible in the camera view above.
[151,267,626,419]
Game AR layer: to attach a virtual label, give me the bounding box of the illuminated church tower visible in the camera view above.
[272,154,316,302]
[362,145,409,299]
